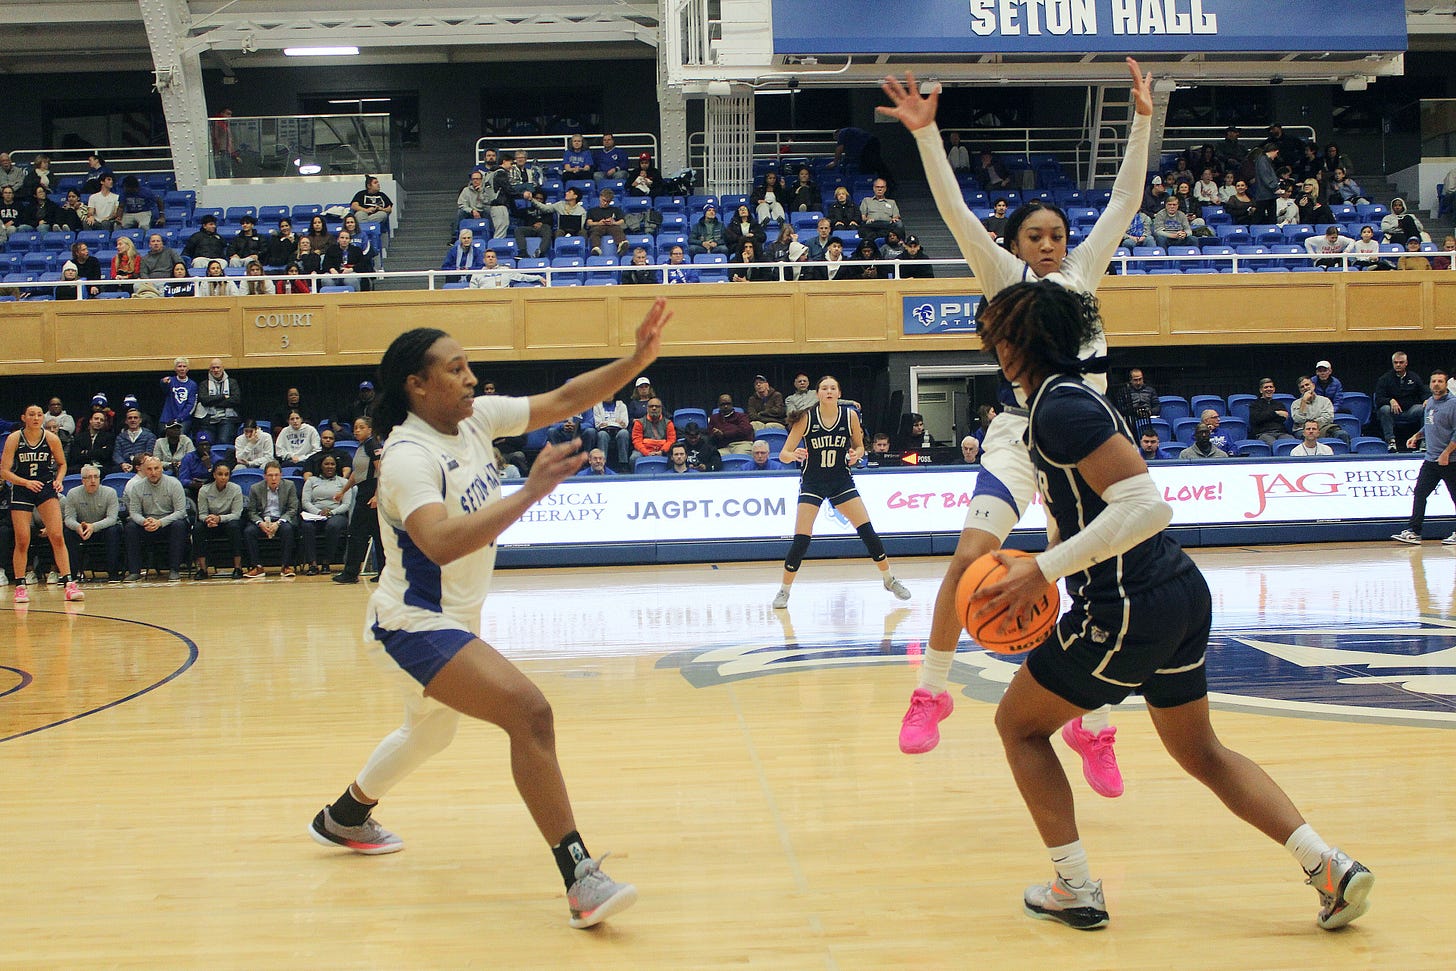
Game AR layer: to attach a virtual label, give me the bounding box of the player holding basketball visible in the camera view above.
[975,281,1371,931]
[877,59,1152,784]
[771,375,911,608]
[307,298,671,929]
[2,404,82,603]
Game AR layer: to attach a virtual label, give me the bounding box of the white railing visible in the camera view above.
[474,132,660,170]
[6,145,176,179]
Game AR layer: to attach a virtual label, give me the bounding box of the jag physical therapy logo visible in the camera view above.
[903,296,981,334]
[658,616,1456,728]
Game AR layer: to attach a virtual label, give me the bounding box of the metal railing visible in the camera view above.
[474,132,660,170]
[1160,125,1319,162]
[208,113,392,180]
[6,145,176,179]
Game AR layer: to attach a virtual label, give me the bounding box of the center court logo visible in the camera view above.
[657,616,1456,728]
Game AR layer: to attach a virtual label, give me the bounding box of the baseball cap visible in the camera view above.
[635,377,651,387]
[639,152,651,161]
[359,380,374,390]
[754,374,768,382]
[165,420,182,429]
[1408,236,1423,244]
[905,234,920,245]
[1150,176,1163,186]
[1315,360,1331,370]
[194,431,211,445]
[92,393,107,406]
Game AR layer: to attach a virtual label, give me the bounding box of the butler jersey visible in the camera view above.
[367,394,530,636]
[800,403,854,487]
[1026,374,1192,604]
[11,430,56,483]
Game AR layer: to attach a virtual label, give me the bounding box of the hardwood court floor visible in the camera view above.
[2,542,1452,970]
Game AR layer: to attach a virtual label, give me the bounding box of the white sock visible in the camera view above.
[1048,840,1092,887]
[1080,705,1111,733]
[917,647,955,692]
[1285,823,1331,873]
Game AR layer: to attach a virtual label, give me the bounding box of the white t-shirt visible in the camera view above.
[1290,441,1334,457]
[367,394,530,635]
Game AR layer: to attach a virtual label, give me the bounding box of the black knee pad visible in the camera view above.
[784,533,812,572]
[857,522,887,562]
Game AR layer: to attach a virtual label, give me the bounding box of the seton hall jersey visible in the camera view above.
[1026,374,1192,604]
[368,394,530,635]
[11,430,56,482]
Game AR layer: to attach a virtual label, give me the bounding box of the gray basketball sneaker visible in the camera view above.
[308,806,404,855]
[772,588,790,609]
[1023,876,1110,930]
[567,854,637,928]
[884,576,912,600]
[1307,848,1373,930]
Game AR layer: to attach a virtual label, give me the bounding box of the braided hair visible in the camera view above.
[978,282,1101,385]
[374,327,448,441]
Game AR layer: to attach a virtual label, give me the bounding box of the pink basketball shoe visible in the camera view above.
[1060,717,1123,798]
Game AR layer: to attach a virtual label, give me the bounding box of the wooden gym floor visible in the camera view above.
[1,541,1450,970]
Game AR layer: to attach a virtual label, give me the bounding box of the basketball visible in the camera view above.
[955,550,1060,654]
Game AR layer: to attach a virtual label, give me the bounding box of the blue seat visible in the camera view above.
[718,454,754,472]
[10,231,43,252]
[790,212,823,233]
[1281,224,1315,242]
[655,233,688,253]
[291,204,323,222]
[632,456,669,474]
[1226,394,1256,424]
[1190,395,1226,418]
[485,239,518,259]
[518,257,549,271]
[194,207,224,224]
[692,253,727,265]
[718,193,749,212]
[1356,203,1389,220]
[553,235,585,258]
[1157,396,1191,424]
[1216,225,1249,244]
[210,445,232,463]
[658,212,686,233]
[319,285,352,293]
[673,408,708,430]
[95,291,130,299]
[1200,205,1229,225]
[1340,392,1372,426]
[1234,439,1271,457]
[1156,444,1184,461]
[440,281,469,289]
[1166,245,1202,271]
[1352,436,1388,455]
[21,252,53,272]
[1220,417,1249,441]
[1146,418,1172,441]
[583,254,618,286]
[1272,439,1300,456]
[550,256,584,285]
[1250,224,1284,245]
[1321,439,1350,455]
[1130,246,1166,272]
[103,473,133,494]
[758,428,789,454]
[77,229,111,248]
[687,194,717,213]
[231,470,264,492]
[1172,418,1202,445]
[1333,414,1361,440]
[258,205,289,224]
[1271,244,1307,269]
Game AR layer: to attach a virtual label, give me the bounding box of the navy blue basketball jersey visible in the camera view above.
[11,430,55,483]
[800,404,853,486]
[1026,374,1192,603]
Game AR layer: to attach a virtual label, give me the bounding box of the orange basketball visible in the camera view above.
[955,549,1060,654]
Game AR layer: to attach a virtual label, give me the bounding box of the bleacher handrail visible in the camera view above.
[474,132,661,170]
[1160,124,1318,162]
[6,145,176,179]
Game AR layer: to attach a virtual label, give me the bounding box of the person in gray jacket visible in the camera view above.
[193,461,244,580]
[62,464,122,581]
[300,454,354,575]
[140,233,182,279]
[243,461,300,578]
[122,455,188,580]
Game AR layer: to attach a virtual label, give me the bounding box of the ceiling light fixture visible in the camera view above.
[284,46,360,57]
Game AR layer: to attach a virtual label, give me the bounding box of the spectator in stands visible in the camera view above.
[1291,143,1322,187]
[708,393,755,454]
[804,217,834,261]
[586,187,628,256]
[630,397,674,469]
[468,248,546,288]
[350,175,393,224]
[19,154,50,196]
[178,432,215,494]
[1398,237,1432,272]
[753,171,788,225]
[210,109,240,177]
[1172,181,1211,236]
[118,176,163,230]
[1265,124,1305,168]
[456,170,488,227]
[262,218,298,267]
[483,157,515,239]
[970,148,1011,190]
[689,201,725,257]
[227,215,265,268]
[982,197,1011,240]
[243,461,300,579]
[292,236,322,277]
[593,133,628,181]
[122,393,156,434]
[730,240,773,283]
[1249,377,1297,447]
[1289,419,1334,457]
[1434,235,1456,271]
[765,225,808,281]
[139,233,179,279]
[829,125,890,185]
[946,132,971,173]
[1216,170,1238,204]
[1295,180,1334,226]
[43,399,74,438]
[184,214,226,269]
[859,178,905,240]
[1376,350,1430,451]
[747,440,781,471]
[69,411,114,473]
[0,152,24,193]
[620,246,657,285]
[111,236,142,284]
[441,227,484,278]
[591,395,630,469]
[196,259,238,297]
[478,148,499,171]
[1179,423,1228,461]
[1327,167,1368,206]
[322,230,371,291]
[275,410,321,468]
[1138,428,1162,461]
[65,242,101,299]
[893,412,927,453]
[300,454,352,576]
[513,189,556,258]
[546,413,593,452]
[192,461,244,580]
[547,185,588,241]
[665,443,693,474]
[54,188,87,233]
[0,185,20,245]
[62,464,122,581]
[511,150,544,194]
[1224,178,1260,225]
[19,183,60,233]
[561,134,594,179]
[343,381,377,431]
[197,358,241,444]
[1140,176,1168,214]
[577,448,616,476]
[1381,198,1427,245]
[625,377,655,425]
[663,244,698,283]
[788,167,819,213]
[86,174,121,229]
[161,261,194,297]
[1291,375,1348,444]
[152,421,193,476]
[1305,225,1356,268]
[112,408,156,475]
[1193,168,1221,206]
[293,215,325,255]
[679,423,721,472]
[122,455,187,581]
[1321,143,1355,182]
[724,203,766,253]
[81,153,112,194]
[878,228,907,260]
[1151,195,1192,248]
[783,373,815,424]
[1113,368,1160,432]
[158,357,198,435]
[850,238,890,279]
[276,263,309,294]
[801,236,849,281]
[748,375,787,430]
[234,419,274,469]
[301,428,351,481]
[1305,361,1344,411]
[898,234,935,278]
[826,186,861,236]
[626,152,662,198]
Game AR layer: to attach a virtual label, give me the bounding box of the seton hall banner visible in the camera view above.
[771,0,1408,56]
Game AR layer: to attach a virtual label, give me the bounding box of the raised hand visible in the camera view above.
[876,72,939,133]
[1127,57,1153,117]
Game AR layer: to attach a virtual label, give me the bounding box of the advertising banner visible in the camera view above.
[902,295,982,335]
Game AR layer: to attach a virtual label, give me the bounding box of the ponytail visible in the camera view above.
[374,327,447,441]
